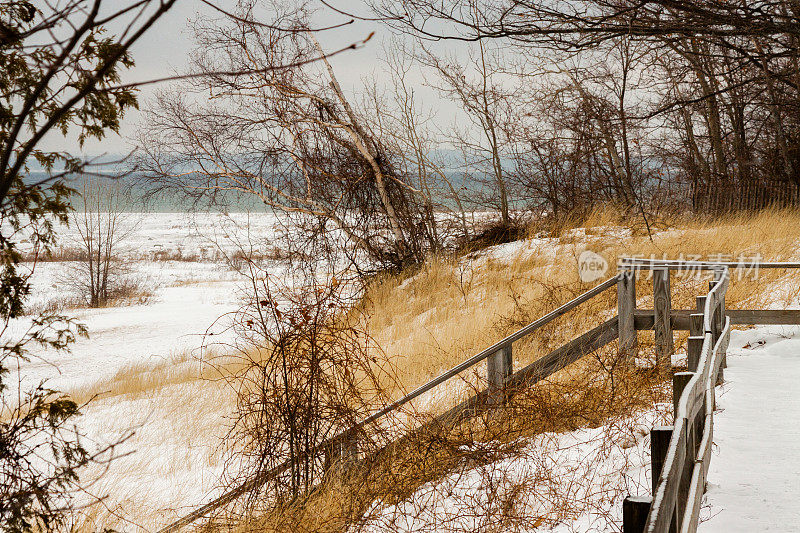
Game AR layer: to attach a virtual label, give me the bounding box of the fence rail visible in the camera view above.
[630,270,729,532]
[354,274,621,430]
[158,258,800,533]
[634,308,800,330]
[158,273,623,532]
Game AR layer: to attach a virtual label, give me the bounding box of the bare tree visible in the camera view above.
[67,176,138,307]
[138,1,451,271]
[373,0,800,213]
[204,254,394,513]
[418,38,519,229]
[367,39,472,245]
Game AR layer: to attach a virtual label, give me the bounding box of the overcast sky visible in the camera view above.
[42,0,442,157]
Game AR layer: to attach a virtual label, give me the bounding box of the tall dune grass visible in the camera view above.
[231,207,800,532]
[363,207,800,403]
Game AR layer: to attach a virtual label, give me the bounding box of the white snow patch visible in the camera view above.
[360,409,670,533]
[698,325,800,532]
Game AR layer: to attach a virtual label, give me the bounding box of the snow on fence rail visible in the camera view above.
[157,259,800,533]
[622,266,730,533]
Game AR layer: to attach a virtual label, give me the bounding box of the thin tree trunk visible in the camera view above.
[310,34,408,257]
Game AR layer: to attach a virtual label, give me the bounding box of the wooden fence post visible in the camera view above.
[716,299,727,384]
[687,335,704,373]
[688,312,704,372]
[623,496,652,533]
[673,372,693,420]
[651,426,673,495]
[487,344,512,404]
[617,269,637,361]
[689,313,703,337]
[695,296,707,319]
[697,288,726,386]
[709,272,726,385]
[653,268,674,363]
[715,347,725,386]
[696,294,711,335]
[651,426,677,533]
[672,372,695,521]
[714,270,727,370]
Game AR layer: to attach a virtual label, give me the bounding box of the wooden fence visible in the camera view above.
[158,258,800,533]
[619,259,800,533]
[692,177,800,213]
[622,264,729,533]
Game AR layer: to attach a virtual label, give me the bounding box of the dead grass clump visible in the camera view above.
[151,249,203,262]
[526,203,674,240]
[104,276,156,306]
[23,294,86,316]
[20,246,89,262]
[24,274,156,315]
[65,349,235,407]
[456,219,529,254]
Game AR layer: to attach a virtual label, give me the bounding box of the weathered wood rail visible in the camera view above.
[158,258,800,533]
[157,274,624,533]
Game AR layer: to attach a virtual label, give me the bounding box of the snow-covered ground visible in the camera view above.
[8,212,800,531]
[17,211,284,261]
[8,265,247,527]
[699,325,800,532]
[360,325,800,533]
[14,262,238,390]
[7,213,286,529]
[7,214,642,530]
[362,408,671,533]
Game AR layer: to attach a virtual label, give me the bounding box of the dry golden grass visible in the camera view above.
[222,337,673,533]
[363,207,800,406]
[57,349,250,533]
[67,207,800,424]
[222,208,800,533]
[66,349,240,406]
[226,209,800,532]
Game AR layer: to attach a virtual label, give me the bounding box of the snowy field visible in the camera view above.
[10,213,286,529]
[9,213,650,530]
[13,212,291,397]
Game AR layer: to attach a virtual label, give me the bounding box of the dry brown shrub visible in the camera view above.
[217,336,672,533]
